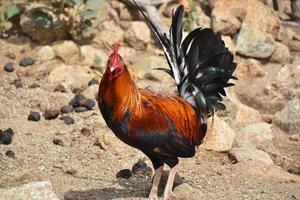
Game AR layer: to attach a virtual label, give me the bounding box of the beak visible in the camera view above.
[110,66,116,73]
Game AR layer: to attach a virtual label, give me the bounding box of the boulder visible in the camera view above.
[53,41,80,64]
[94,21,124,46]
[125,21,151,50]
[238,58,267,77]
[269,42,291,64]
[235,104,263,127]
[273,96,300,135]
[37,46,55,62]
[212,11,241,36]
[236,24,275,58]
[0,181,59,200]
[222,36,236,55]
[202,116,236,151]
[80,45,108,67]
[235,122,273,148]
[228,147,274,165]
[293,55,300,65]
[48,64,90,91]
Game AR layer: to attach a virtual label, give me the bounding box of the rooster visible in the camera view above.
[98,2,236,200]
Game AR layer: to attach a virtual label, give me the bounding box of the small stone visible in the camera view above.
[81,99,95,110]
[28,111,41,122]
[132,159,148,175]
[88,79,98,86]
[72,88,83,94]
[52,138,64,146]
[5,150,15,158]
[3,62,14,72]
[44,109,60,120]
[65,169,77,175]
[19,57,35,66]
[288,167,300,175]
[80,128,92,136]
[59,115,74,125]
[60,105,73,114]
[116,169,133,179]
[28,83,40,89]
[0,129,13,145]
[74,107,88,113]
[289,135,299,142]
[4,128,14,135]
[69,94,86,108]
[54,84,66,93]
[11,79,23,88]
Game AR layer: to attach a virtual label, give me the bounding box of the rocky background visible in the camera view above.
[0,0,300,199]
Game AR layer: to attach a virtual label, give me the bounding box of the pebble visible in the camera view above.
[28,111,41,122]
[132,160,149,175]
[5,150,15,158]
[69,94,86,108]
[60,105,73,114]
[3,62,14,72]
[0,128,14,145]
[72,88,83,94]
[75,107,88,113]
[80,128,92,136]
[44,109,60,120]
[116,169,133,179]
[88,79,98,86]
[65,169,77,175]
[11,79,23,88]
[53,138,64,146]
[82,99,95,110]
[28,83,40,89]
[54,84,66,93]
[59,115,75,125]
[19,57,35,66]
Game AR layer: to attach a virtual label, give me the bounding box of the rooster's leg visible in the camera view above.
[149,165,164,200]
[161,165,177,200]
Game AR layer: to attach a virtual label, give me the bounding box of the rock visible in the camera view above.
[53,41,80,64]
[80,128,92,137]
[228,147,274,165]
[293,55,300,65]
[130,56,173,82]
[88,79,99,86]
[197,11,211,28]
[81,99,95,110]
[202,116,235,151]
[3,62,14,72]
[5,150,15,158]
[0,129,13,145]
[69,94,86,108]
[235,122,273,148]
[28,83,40,89]
[116,169,133,179]
[0,181,59,200]
[19,57,35,67]
[235,104,262,127]
[222,36,236,55]
[213,0,280,37]
[273,96,300,134]
[53,138,64,146]
[74,107,88,113]
[236,24,275,58]
[269,42,291,64]
[81,85,98,100]
[118,46,137,62]
[44,109,60,120]
[173,183,203,200]
[54,84,66,93]
[60,105,73,114]
[65,169,77,175]
[80,45,108,67]
[28,111,41,122]
[239,58,267,77]
[94,21,124,46]
[59,115,75,125]
[48,64,90,91]
[11,79,23,88]
[125,21,151,50]
[132,160,152,176]
[212,11,241,36]
[37,46,55,62]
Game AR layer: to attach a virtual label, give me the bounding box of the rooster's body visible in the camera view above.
[98,3,236,200]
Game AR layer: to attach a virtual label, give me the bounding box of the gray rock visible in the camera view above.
[274,96,300,135]
[228,147,274,165]
[212,11,241,36]
[236,24,275,58]
[0,181,59,200]
[293,55,300,65]
[53,41,80,64]
[125,21,151,50]
[235,122,273,148]
[202,116,236,151]
[173,183,204,200]
[81,84,99,100]
[37,46,55,62]
[48,64,90,91]
[269,42,291,64]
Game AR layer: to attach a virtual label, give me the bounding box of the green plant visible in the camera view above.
[0,4,21,36]
[29,0,103,41]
